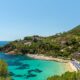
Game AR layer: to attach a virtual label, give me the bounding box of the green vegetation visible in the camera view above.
[1,25,80,60]
[0,25,80,80]
[0,46,2,51]
[47,71,80,80]
[0,60,11,80]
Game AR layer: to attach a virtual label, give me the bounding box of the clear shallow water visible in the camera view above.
[0,41,67,80]
[0,52,67,80]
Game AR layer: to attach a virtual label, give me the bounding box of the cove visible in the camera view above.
[0,52,67,80]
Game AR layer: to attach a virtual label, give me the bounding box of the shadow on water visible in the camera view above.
[28,69,42,74]
[9,68,42,79]
[0,53,44,80]
[8,61,23,66]
[16,64,30,69]
[0,53,33,60]
[26,73,37,79]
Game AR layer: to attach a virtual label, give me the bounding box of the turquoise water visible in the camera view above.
[0,52,67,80]
[0,41,67,80]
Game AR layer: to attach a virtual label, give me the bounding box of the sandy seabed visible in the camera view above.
[27,54,77,72]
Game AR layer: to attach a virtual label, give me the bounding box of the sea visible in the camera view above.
[0,41,9,46]
[0,41,67,80]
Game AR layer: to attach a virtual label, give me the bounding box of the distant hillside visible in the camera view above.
[1,25,80,60]
[66,25,80,36]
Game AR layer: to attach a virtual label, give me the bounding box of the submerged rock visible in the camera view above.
[26,73,37,78]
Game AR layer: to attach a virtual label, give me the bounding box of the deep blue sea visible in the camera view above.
[0,41,9,46]
[0,41,67,80]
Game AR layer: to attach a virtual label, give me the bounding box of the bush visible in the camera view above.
[47,71,80,80]
[0,60,11,80]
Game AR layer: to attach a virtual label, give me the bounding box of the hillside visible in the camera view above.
[47,71,80,80]
[1,25,80,60]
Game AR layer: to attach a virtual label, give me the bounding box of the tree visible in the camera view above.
[0,60,8,76]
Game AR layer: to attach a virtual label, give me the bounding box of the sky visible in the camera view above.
[0,0,80,41]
